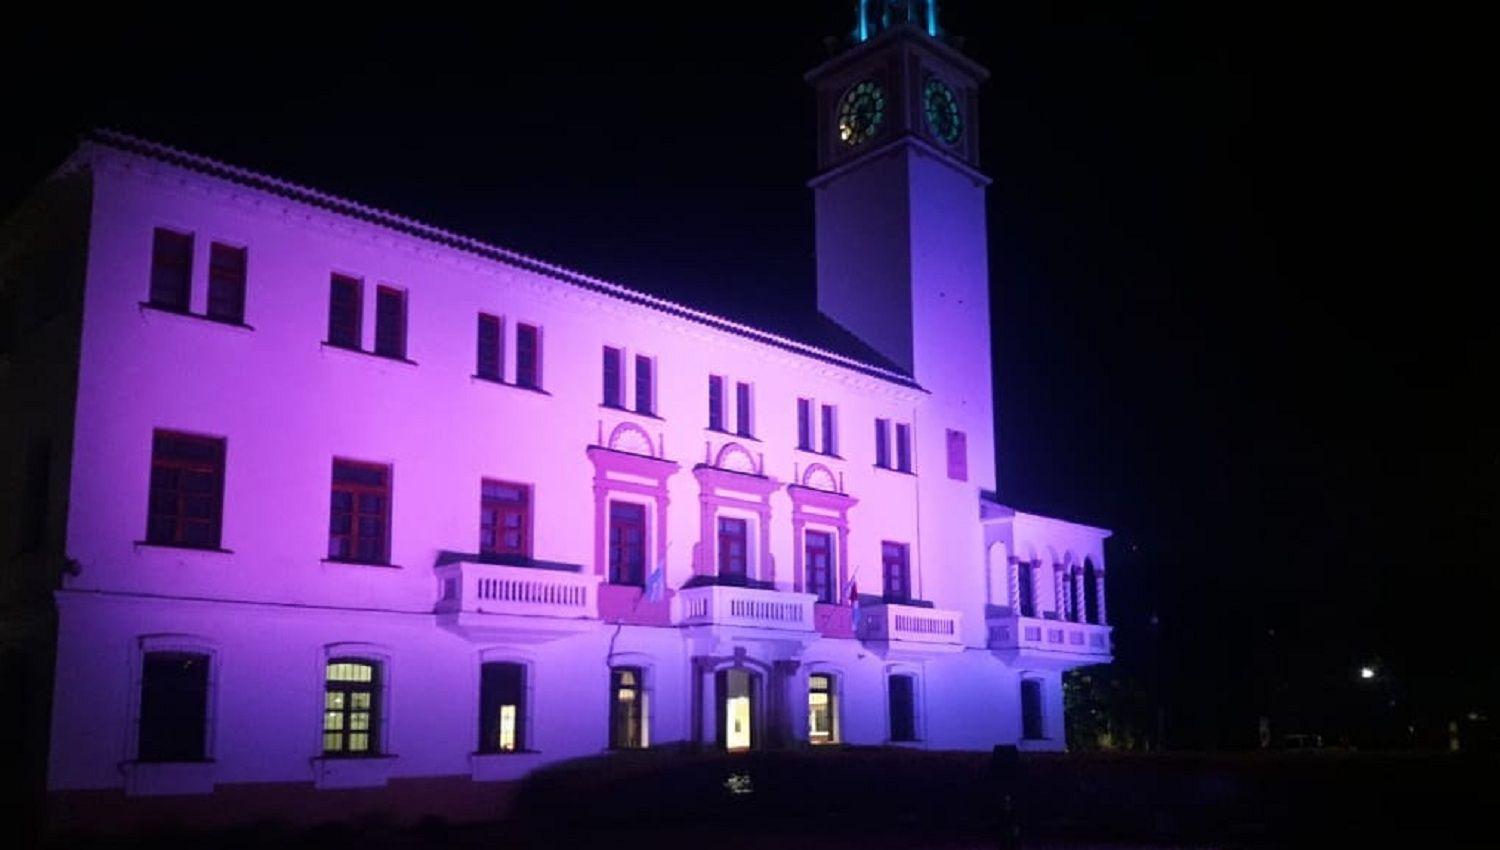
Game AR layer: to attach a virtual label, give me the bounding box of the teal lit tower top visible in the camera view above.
[854,0,941,42]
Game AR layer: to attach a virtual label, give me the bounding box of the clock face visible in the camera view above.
[837,80,887,147]
[923,77,964,145]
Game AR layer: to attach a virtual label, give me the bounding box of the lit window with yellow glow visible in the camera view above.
[610,666,647,749]
[479,662,526,753]
[808,674,837,744]
[323,659,378,756]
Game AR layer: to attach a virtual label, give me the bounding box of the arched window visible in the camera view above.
[1017,559,1037,617]
[324,658,381,756]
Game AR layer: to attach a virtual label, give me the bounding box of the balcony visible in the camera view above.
[434,553,595,642]
[674,583,818,633]
[987,614,1112,669]
[857,601,964,652]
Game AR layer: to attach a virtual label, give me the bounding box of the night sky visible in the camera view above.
[4,3,1490,746]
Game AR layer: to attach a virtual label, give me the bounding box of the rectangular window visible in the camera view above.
[476,313,502,380]
[602,347,623,407]
[149,228,192,312]
[796,398,813,450]
[480,480,531,557]
[327,274,362,350]
[820,404,837,455]
[634,354,654,415]
[515,323,540,389]
[147,431,226,549]
[874,419,890,468]
[610,666,646,749]
[708,375,725,431]
[138,651,209,762]
[1021,679,1045,740]
[808,674,836,745]
[1018,560,1037,618]
[479,662,526,753]
[895,423,912,473]
[328,460,390,564]
[881,541,910,602]
[734,382,753,437]
[206,243,246,324]
[717,516,748,579]
[804,530,835,604]
[608,502,647,586]
[323,659,379,756]
[946,429,968,481]
[373,286,406,359]
[888,674,917,742]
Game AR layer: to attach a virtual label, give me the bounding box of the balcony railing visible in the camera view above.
[988,614,1112,661]
[675,584,817,631]
[435,559,593,619]
[857,602,963,648]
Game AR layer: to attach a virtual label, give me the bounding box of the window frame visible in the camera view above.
[205,241,247,324]
[602,346,624,408]
[708,375,726,431]
[797,398,814,451]
[515,322,542,389]
[734,381,754,437]
[476,312,503,381]
[479,479,532,557]
[717,515,750,580]
[887,672,919,743]
[1021,678,1046,740]
[633,353,655,416]
[322,657,383,758]
[807,672,839,745]
[327,273,363,350]
[609,665,648,750]
[146,430,226,550]
[820,403,838,456]
[477,660,529,754]
[607,500,648,586]
[881,541,911,603]
[874,418,891,468]
[136,649,213,763]
[373,285,407,360]
[895,422,913,473]
[804,528,836,604]
[149,227,193,313]
[327,459,392,565]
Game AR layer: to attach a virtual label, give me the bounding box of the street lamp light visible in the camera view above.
[1360,666,1376,680]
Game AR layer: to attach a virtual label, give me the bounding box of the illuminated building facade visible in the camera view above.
[2,2,1113,826]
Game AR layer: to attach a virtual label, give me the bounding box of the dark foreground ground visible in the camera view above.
[39,748,1493,849]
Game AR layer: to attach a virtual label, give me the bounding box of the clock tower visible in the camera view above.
[808,1,996,494]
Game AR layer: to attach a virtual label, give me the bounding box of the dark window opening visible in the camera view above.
[147,431,226,549]
[1084,559,1101,624]
[206,243,246,324]
[373,286,406,359]
[1017,560,1037,618]
[327,274,362,350]
[479,662,526,753]
[634,354,654,415]
[820,404,837,455]
[875,418,890,468]
[329,460,390,564]
[895,423,912,472]
[708,375,725,430]
[149,228,192,312]
[888,674,916,742]
[324,658,379,756]
[734,382,753,437]
[610,666,645,749]
[480,479,530,556]
[138,651,209,762]
[1021,679,1045,740]
[515,323,540,389]
[797,399,813,450]
[602,347,623,407]
[477,313,502,380]
[608,502,647,586]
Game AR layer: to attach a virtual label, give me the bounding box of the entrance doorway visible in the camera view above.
[715,668,759,750]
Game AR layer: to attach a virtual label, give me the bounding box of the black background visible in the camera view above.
[3,2,1490,747]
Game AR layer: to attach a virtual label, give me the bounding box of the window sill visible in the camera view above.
[470,750,544,782]
[311,754,397,789]
[122,759,217,796]
[138,301,254,332]
[873,464,916,476]
[797,448,844,461]
[133,541,234,555]
[600,404,664,421]
[322,558,403,569]
[471,374,551,396]
[320,341,418,367]
[706,427,759,443]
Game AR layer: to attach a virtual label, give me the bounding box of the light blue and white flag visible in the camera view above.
[645,560,667,603]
